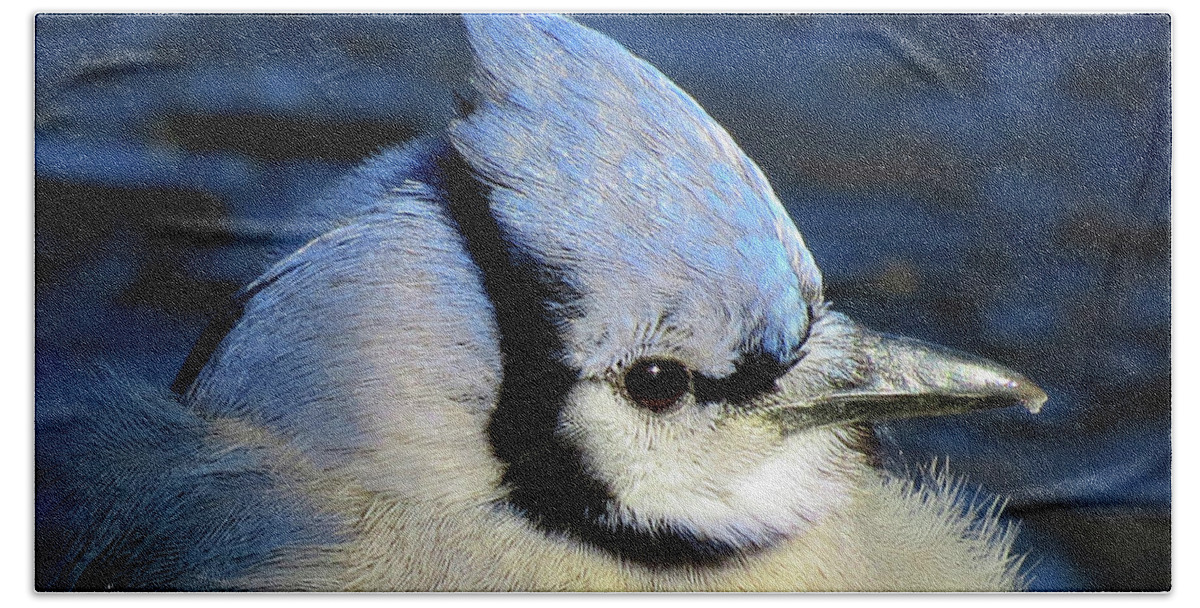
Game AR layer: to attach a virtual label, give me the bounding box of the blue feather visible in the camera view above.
[451,15,823,376]
[36,375,347,590]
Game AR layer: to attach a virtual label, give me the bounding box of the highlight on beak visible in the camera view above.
[761,316,1047,435]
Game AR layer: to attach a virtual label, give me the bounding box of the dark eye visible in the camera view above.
[623,359,692,413]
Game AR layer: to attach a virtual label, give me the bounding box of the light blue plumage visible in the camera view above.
[37,14,1045,591]
[36,377,348,589]
[451,15,820,376]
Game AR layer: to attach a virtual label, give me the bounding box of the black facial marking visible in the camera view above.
[174,136,756,569]
[694,352,792,406]
[435,141,747,569]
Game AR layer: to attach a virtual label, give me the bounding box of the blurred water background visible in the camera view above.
[34,14,1170,591]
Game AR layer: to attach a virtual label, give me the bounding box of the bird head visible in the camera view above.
[445,14,1045,566]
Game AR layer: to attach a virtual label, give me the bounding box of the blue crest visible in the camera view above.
[451,14,823,376]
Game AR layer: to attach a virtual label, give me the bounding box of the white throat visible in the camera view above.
[559,381,863,549]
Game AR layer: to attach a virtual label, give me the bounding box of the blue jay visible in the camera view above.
[36,14,1046,591]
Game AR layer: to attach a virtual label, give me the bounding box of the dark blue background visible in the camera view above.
[34,14,1170,591]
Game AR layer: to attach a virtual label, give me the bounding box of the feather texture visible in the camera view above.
[36,14,1041,591]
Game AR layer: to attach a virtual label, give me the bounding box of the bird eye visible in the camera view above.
[623,359,692,413]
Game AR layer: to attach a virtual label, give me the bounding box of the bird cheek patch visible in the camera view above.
[559,382,853,546]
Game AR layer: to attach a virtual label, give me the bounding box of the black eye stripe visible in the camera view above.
[693,353,791,405]
[628,304,814,408]
[619,349,798,410]
[623,359,691,413]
